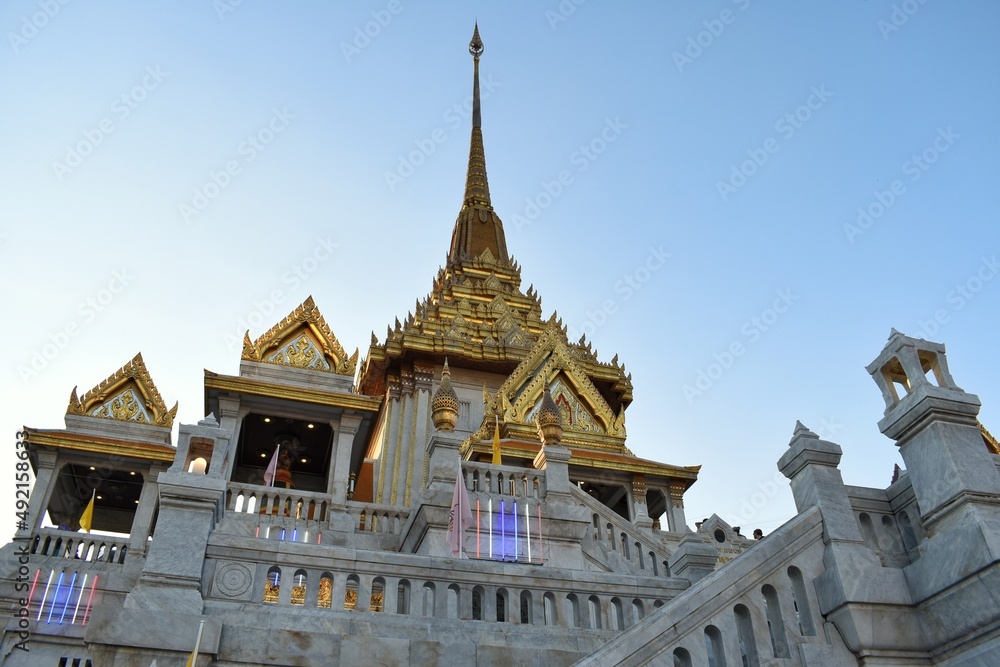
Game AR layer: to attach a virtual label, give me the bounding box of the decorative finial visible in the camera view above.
[469,22,484,58]
[536,386,563,446]
[431,358,460,432]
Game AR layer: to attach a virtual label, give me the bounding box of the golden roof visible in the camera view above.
[66,353,177,428]
[242,295,359,375]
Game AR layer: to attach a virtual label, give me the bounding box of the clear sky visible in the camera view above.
[2,2,998,542]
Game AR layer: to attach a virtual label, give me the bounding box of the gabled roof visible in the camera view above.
[242,295,358,375]
[480,317,627,449]
[66,352,177,428]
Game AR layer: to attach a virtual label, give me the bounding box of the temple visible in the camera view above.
[3,26,999,667]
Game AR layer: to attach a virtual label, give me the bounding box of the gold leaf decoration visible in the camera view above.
[242,295,358,375]
[66,353,177,428]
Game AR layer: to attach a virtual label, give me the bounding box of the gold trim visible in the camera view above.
[476,318,625,445]
[377,400,393,505]
[204,372,381,412]
[242,296,359,375]
[982,422,1000,455]
[25,428,176,462]
[67,353,177,428]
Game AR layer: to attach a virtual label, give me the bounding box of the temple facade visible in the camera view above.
[2,27,999,667]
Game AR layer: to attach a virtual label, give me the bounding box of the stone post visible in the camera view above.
[330,414,362,507]
[123,470,226,615]
[425,433,462,495]
[667,532,717,583]
[25,449,58,532]
[127,463,167,556]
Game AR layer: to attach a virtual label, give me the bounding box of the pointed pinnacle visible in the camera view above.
[469,22,484,57]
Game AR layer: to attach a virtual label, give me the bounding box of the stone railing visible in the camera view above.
[846,482,921,567]
[29,527,129,567]
[572,486,672,576]
[346,502,410,535]
[461,461,546,500]
[204,542,684,631]
[459,462,548,564]
[575,507,831,666]
[222,483,331,544]
[225,483,330,522]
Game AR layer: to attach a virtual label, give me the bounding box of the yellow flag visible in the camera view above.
[185,620,205,667]
[491,417,502,465]
[79,492,95,533]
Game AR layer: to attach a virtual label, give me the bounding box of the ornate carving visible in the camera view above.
[242,296,358,375]
[66,353,177,428]
[213,561,254,600]
[632,473,647,498]
[318,576,332,608]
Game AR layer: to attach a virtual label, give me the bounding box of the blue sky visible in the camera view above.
[2,2,998,540]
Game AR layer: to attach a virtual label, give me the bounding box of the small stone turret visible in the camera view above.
[431,359,459,432]
[535,386,563,446]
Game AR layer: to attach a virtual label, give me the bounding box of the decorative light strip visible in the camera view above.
[36,571,54,622]
[71,574,88,625]
[31,569,100,626]
[46,571,64,623]
[58,572,77,624]
[82,575,98,625]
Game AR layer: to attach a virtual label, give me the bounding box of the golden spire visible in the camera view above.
[464,22,489,207]
[449,23,510,266]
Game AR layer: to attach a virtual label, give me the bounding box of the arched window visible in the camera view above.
[787,566,816,636]
[317,572,333,608]
[858,512,880,551]
[344,574,359,610]
[607,524,615,550]
[520,590,533,624]
[371,577,385,612]
[632,598,645,622]
[422,582,436,617]
[566,593,581,628]
[397,579,411,614]
[447,584,460,619]
[762,584,789,657]
[898,511,918,551]
[246,494,257,514]
[704,625,726,667]
[543,592,557,626]
[635,543,644,569]
[610,597,625,630]
[234,493,245,512]
[673,647,693,667]
[734,604,760,667]
[290,569,307,606]
[588,595,602,630]
[472,586,485,621]
[496,588,508,622]
[881,515,903,553]
[650,552,658,576]
[263,566,280,604]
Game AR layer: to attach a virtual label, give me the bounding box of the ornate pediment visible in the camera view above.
[66,353,177,428]
[478,318,626,445]
[242,296,358,375]
[526,378,601,434]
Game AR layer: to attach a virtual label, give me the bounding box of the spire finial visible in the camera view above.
[469,22,484,58]
[448,24,510,267]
